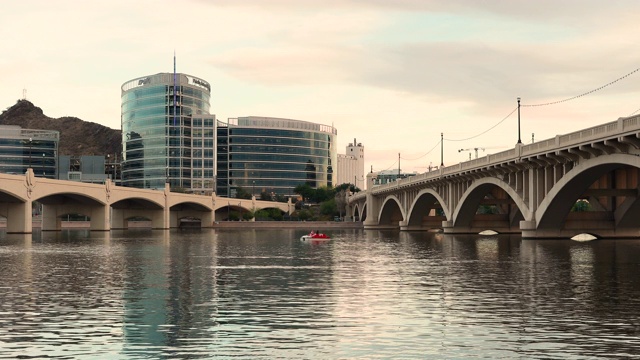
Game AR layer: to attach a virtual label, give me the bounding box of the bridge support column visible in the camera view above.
[89,204,110,231]
[42,204,61,231]
[201,211,213,228]
[520,220,537,239]
[148,209,169,229]
[398,220,408,231]
[5,201,32,234]
[442,220,454,233]
[111,208,126,229]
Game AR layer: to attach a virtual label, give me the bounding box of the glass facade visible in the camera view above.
[217,117,337,198]
[0,126,58,178]
[121,73,215,193]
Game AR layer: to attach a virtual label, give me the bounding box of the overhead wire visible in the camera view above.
[400,139,441,161]
[443,67,639,143]
[444,107,518,142]
[375,66,639,171]
[522,67,639,107]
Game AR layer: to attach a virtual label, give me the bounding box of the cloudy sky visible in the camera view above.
[2,0,639,173]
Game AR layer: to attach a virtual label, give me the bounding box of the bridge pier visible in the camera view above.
[3,201,32,234]
[89,204,110,231]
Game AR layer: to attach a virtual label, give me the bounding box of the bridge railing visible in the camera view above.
[521,114,640,157]
[358,114,640,199]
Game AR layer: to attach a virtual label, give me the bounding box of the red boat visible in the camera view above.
[300,232,331,241]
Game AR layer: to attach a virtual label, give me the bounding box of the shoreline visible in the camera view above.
[0,220,364,230]
[212,221,364,229]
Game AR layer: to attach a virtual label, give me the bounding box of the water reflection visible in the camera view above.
[0,229,639,358]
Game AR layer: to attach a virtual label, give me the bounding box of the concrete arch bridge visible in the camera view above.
[0,173,291,233]
[348,115,640,239]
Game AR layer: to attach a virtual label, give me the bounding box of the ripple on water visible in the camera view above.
[1,230,640,358]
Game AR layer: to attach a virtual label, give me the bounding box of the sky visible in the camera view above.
[2,0,639,174]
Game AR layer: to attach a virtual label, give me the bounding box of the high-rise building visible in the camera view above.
[0,125,58,178]
[216,116,337,198]
[337,138,364,189]
[121,72,216,193]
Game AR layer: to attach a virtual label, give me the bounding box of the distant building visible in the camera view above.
[58,155,109,184]
[121,72,216,193]
[216,116,337,198]
[0,125,58,178]
[337,138,364,189]
[371,169,418,186]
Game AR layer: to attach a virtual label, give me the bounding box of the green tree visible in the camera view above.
[260,191,272,201]
[297,209,312,221]
[294,183,314,202]
[334,189,348,219]
[321,198,337,216]
[572,199,591,212]
[228,211,241,221]
[313,186,334,203]
[243,211,254,221]
[269,208,284,221]
[235,186,252,199]
[254,209,270,220]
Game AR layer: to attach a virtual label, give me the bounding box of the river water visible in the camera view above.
[0,228,639,359]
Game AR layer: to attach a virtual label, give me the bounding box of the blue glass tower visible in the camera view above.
[121,73,215,192]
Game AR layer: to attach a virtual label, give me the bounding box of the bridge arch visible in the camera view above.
[169,201,214,228]
[378,195,405,228]
[406,188,450,230]
[352,203,364,222]
[36,191,107,231]
[111,197,165,229]
[452,177,530,233]
[535,153,640,237]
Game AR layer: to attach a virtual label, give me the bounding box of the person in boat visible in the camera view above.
[309,230,316,236]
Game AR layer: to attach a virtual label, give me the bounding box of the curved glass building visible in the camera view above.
[216,116,337,198]
[121,73,216,192]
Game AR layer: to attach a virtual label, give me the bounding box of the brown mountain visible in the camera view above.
[0,99,121,156]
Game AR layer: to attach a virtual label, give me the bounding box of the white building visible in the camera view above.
[337,138,365,189]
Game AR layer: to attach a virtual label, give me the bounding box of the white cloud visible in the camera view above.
[1,0,639,174]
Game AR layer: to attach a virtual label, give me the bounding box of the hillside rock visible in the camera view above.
[0,99,121,156]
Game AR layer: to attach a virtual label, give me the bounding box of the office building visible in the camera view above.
[0,125,58,178]
[58,155,109,184]
[216,116,337,198]
[371,169,418,186]
[121,72,216,193]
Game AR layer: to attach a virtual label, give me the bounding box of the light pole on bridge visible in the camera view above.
[440,133,444,167]
[517,97,522,144]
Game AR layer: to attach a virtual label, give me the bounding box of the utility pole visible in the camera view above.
[517,97,522,144]
[440,133,444,167]
[398,153,400,176]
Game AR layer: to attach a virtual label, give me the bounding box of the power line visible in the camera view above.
[522,67,640,107]
[444,107,517,142]
[442,67,639,142]
[400,140,441,161]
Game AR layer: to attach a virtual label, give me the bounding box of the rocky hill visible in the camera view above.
[0,99,121,156]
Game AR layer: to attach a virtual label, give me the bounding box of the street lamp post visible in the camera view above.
[252,180,255,198]
[28,137,32,169]
[517,97,522,144]
[440,133,444,167]
[42,153,45,177]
